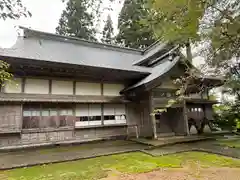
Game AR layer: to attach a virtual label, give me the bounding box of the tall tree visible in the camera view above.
[56,0,96,41]
[116,0,156,49]
[146,0,240,63]
[101,15,114,44]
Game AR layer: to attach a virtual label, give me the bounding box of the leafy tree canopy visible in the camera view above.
[147,0,240,64]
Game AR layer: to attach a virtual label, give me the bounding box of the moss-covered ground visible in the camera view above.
[2,151,240,180]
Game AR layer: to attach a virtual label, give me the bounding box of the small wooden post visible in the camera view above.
[150,92,157,139]
[183,99,190,135]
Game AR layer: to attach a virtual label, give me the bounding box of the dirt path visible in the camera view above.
[103,168,240,180]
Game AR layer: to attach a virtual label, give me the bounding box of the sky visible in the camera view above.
[0,0,123,48]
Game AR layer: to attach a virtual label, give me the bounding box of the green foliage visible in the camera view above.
[56,0,97,41]
[0,0,31,20]
[206,1,240,67]
[116,0,156,49]
[147,0,205,45]
[213,102,240,130]
[101,15,114,44]
[147,0,240,64]
[3,152,240,180]
[0,60,13,87]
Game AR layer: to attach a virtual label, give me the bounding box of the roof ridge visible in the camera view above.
[19,26,144,54]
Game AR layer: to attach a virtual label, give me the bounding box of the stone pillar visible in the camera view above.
[183,100,190,135]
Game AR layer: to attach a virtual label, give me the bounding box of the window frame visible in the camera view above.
[75,104,102,127]
[22,104,75,130]
[103,104,127,125]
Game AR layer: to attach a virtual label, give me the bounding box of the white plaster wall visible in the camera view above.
[115,104,126,115]
[103,84,124,96]
[76,82,101,95]
[75,104,88,126]
[4,78,22,93]
[104,104,126,124]
[103,104,115,115]
[75,104,102,126]
[52,80,73,95]
[25,78,49,94]
[89,104,101,125]
[89,104,101,115]
[76,104,88,116]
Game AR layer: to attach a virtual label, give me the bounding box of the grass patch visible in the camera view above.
[217,139,240,148]
[1,151,240,180]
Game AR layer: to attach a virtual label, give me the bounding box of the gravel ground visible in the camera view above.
[103,168,240,180]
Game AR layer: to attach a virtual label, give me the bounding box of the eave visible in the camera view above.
[2,56,149,83]
[0,93,130,103]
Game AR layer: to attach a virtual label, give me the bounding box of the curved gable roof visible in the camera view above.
[123,56,180,92]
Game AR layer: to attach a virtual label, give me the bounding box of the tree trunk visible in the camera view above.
[185,41,193,62]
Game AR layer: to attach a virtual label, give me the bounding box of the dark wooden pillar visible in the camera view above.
[206,89,210,100]
[150,92,157,139]
[183,100,190,135]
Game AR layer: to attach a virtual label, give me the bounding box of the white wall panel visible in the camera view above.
[103,84,124,96]
[115,104,126,115]
[104,120,116,125]
[25,78,49,94]
[4,78,22,93]
[104,104,114,115]
[76,82,101,95]
[89,121,102,126]
[76,104,88,116]
[75,121,89,126]
[52,80,73,95]
[89,104,101,115]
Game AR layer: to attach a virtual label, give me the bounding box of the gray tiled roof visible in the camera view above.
[0,27,151,73]
[132,42,168,66]
[123,56,181,92]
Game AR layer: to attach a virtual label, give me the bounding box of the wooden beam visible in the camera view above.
[101,83,104,96]
[0,93,128,103]
[183,100,190,135]
[101,104,104,125]
[49,79,52,94]
[73,81,76,95]
[21,78,26,93]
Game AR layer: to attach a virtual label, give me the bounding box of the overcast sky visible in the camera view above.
[0,0,122,48]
